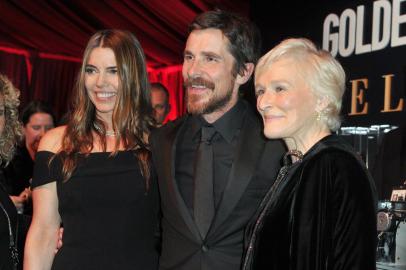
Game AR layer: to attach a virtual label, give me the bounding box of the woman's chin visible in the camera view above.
[263,130,283,140]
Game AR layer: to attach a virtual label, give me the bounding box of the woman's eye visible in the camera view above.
[108,69,118,74]
[275,86,285,92]
[255,89,264,97]
[85,67,96,74]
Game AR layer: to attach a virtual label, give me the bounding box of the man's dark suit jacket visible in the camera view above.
[150,102,286,270]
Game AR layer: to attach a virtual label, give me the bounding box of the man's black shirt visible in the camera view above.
[175,100,246,215]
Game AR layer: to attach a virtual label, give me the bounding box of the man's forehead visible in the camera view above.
[185,28,229,53]
[151,89,168,101]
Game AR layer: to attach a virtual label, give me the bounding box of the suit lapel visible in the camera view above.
[165,116,201,239]
[210,109,266,233]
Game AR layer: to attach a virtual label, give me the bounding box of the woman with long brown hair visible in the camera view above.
[24,30,159,269]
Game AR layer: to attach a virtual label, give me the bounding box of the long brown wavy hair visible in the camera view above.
[0,74,23,165]
[60,29,154,186]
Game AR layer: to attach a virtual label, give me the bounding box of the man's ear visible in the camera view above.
[236,63,255,85]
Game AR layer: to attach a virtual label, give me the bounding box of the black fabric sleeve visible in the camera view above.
[31,151,62,188]
[290,150,377,270]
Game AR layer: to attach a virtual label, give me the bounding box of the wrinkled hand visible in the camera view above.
[10,195,25,209]
[21,188,32,201]
[55,227,64,254]
[10,188,31,211]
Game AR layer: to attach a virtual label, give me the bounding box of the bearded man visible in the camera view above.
[150,10,285,270]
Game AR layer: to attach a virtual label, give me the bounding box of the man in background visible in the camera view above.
[151,82,171,125]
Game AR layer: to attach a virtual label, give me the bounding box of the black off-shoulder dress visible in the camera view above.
[32,151,159,270]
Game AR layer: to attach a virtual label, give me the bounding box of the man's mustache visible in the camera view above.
[184,77,215,90]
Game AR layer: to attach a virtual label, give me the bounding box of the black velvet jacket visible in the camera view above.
[243,135,377,270]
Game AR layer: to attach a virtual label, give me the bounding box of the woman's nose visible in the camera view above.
[96,72,106,87]
[257,91,273,112]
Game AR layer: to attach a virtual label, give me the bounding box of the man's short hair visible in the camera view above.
[151,82,170,102]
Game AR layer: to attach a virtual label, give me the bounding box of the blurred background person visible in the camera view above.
[243,38,377,270]
[150,82,171,126]
[4,100,55,211]
[21,101,55,161]
[24,29,159,270]
[0,73,24,270]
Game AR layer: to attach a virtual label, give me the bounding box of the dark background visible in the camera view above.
[251,0,406,127]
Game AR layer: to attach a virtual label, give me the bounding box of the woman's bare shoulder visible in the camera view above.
[37,125,67,153]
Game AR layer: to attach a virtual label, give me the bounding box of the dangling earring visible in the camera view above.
[317,110,322,121]
[316,97,325,122]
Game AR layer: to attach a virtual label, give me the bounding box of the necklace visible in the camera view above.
[0,200,19,267]
[243,149,303,269]
[93,124,117,137]
[105,130,117,137]
[284,149,304,164]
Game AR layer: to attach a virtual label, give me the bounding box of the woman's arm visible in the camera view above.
[24,126,65,270]
[24,182,61,270]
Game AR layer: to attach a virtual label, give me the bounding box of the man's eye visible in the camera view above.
[184,54,193,61]
[206,56,217,62]
[31,126,41,130]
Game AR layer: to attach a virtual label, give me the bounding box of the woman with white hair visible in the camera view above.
[242,38,377,270]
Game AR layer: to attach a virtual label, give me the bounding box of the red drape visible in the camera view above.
[149,65,185,122]
[0,49,30,106]
[30,56,81,121]
[0,1,248,68]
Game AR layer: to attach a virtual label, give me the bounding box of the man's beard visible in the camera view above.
[184,76,234,115]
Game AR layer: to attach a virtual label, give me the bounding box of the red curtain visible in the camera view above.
[0,1,249,68]
[30,56,81,122]
[0,50,30,106]
[149,65,185,122]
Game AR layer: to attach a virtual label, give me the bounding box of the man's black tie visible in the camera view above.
[194,125,216,238]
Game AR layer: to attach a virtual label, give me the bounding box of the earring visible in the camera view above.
[316,110,322,121]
